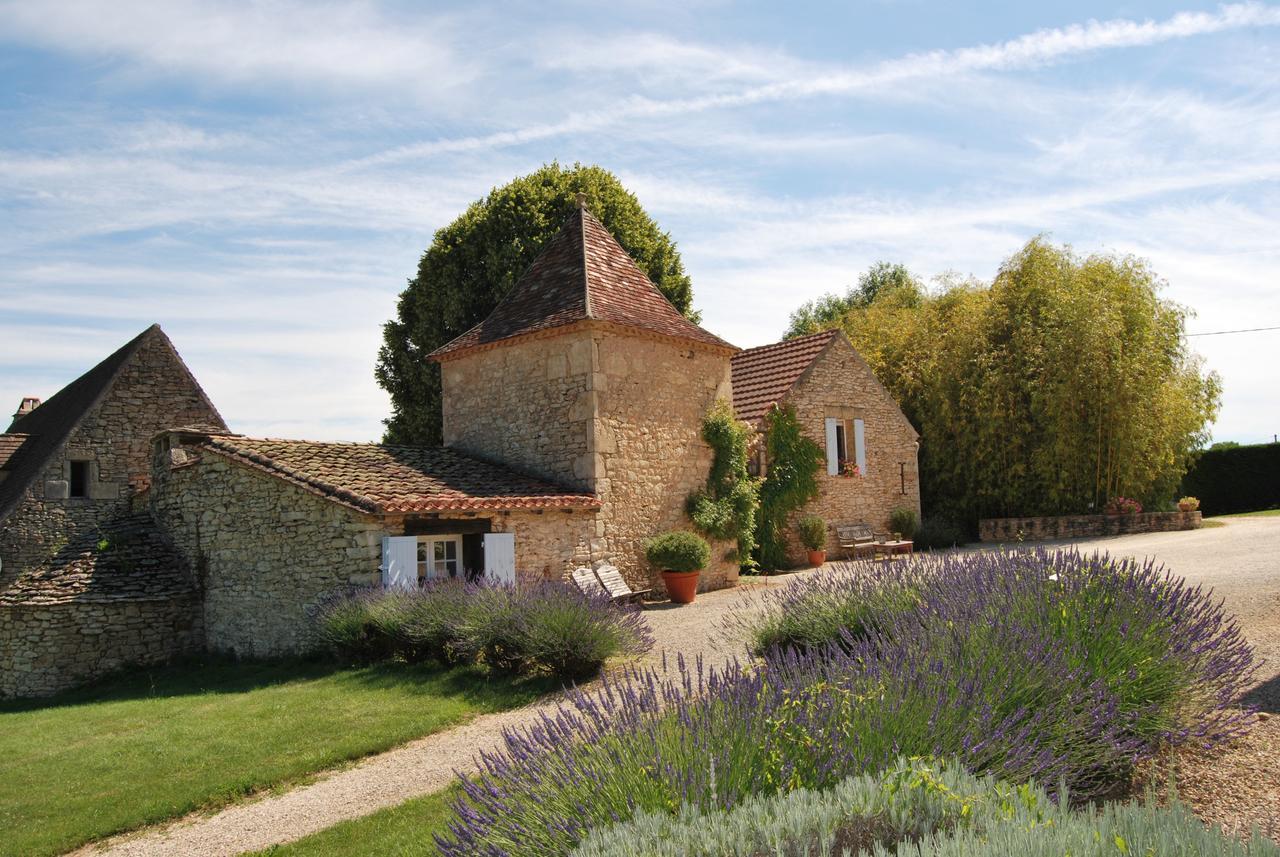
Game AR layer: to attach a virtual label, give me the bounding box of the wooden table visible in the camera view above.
[878,540,914,558]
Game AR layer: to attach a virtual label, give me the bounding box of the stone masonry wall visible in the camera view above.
[594,331,738,591]
[492,509,598,585]
[150,447,383,658]
[777,337,921,566]
[0,596,201,698]
[979,511,1203,542]
[0,332,224,587]
[441,332,594,493]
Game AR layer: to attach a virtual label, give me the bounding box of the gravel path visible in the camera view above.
[74,518,1279,856]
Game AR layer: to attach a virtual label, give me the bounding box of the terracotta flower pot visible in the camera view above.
[807,549,827,567]
[1177,502,1196,512]
[662,570,701,604]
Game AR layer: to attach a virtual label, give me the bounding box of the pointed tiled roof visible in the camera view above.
[430,206,733,359]
[730,329,840,424]
[0,325,226,522]
[196,434,600,514]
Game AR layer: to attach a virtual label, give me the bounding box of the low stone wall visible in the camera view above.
[979,511,1203,542]
[0,595,202,698]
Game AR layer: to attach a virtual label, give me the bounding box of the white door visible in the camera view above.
[381,536,418,590]
[483,533,516,585]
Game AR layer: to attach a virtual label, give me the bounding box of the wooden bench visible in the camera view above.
[571,565,652,604]
[593,564,653,604]
[834,523,891,561]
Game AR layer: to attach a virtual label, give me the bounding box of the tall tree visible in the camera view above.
[376,163,694,445]
[783,262,922,339]
[789,241,1220,526]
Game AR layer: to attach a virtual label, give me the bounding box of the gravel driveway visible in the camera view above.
[76,517,1280,856]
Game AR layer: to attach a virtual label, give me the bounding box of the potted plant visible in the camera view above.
[1104,496,1142,516]
[1178,496,1200,512]
[797,514,827,567]
[645,530,710,604]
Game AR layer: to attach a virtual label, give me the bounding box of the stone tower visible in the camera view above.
[431,202,739,587]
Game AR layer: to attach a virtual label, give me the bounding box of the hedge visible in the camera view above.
[1181,441,1280,515]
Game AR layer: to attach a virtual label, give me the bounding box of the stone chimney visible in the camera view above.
[13,397,40,421]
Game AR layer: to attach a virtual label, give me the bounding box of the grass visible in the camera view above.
[257,787,457,856]
[0,657,552,857]
[1209,508,1280,518]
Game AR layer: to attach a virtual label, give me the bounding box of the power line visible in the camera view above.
[1186,325,1280,337]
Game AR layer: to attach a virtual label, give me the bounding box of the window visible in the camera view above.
[68,461,89,498]
[824,417,867,477]
[416,536,462,581]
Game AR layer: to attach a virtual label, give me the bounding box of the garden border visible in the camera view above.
[979,511,1202,542]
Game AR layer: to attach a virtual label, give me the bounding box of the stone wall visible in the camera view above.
[594,329,738,591]
[0,596,201,698]
[150,446,384,658]
[440,330,594,493]
[0,330,224,586]
[776,336,921,566]
[979,511,1203,542]
[490,509,598,585]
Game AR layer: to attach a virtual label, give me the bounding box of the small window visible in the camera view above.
[416,536,462,581]
[69,461,89,498]
[833,422,849,470]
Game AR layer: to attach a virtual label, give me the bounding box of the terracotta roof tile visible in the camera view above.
[198,435,600,514]
[0,512,194,606]
[730,330,840,424]
[430,207,733,359]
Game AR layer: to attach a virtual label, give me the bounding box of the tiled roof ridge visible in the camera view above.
[199,437,380,513]
[735,328,839,358]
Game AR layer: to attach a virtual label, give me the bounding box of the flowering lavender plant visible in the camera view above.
[436,549,1256,857]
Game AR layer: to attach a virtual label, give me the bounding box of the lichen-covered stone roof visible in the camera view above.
[430,206,734,359]
[730,329,840,424]
[197,434,601,514]
[0,513,195,606]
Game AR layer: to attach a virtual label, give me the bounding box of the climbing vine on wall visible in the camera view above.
[687,399,760,569]
[756,403,824,571]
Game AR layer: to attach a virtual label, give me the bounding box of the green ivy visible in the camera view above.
[756,404,824,571]
[687,400,760,569]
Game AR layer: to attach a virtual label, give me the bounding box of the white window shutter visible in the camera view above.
[381,536,418,590]
[853,418,867,475]
[483,533,516,586]
[824,418,840,475]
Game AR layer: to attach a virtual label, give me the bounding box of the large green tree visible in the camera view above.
[376,162,695,445]
[788,239,1221,527]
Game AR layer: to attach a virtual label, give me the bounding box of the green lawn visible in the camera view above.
[258,786,457,856]
[1209,508,1280,518]
[0,659,551,857]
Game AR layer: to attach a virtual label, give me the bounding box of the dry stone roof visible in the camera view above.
[197,434,600,514]
[730,329,840,424]
[430,205,733,359]
[0,324,225,522]
[0,512,194,606]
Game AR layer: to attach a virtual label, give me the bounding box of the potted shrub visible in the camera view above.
[1178,496,1200,512]
[645,530,710,604]
[797,515,827,567]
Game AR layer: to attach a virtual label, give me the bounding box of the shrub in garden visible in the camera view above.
[436,549,1257,857]
[1104,496,1143,515]
[315,588,404,663]
[913,516,966,550]
[732,564,924,656]
[314,582,653,680]
[572,757,1279,857]
[797,515,827,552]
[645,530,711,572]
[889,506,920,539]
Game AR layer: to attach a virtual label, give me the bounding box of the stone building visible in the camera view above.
[0,325,225,696]
[1,201,920,696]
[731,329,921,564]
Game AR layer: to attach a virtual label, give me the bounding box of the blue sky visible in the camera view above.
[1,1,1277,443]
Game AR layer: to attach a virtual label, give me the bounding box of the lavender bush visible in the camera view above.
[315,581,653,681]
[437,549,1256,857]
